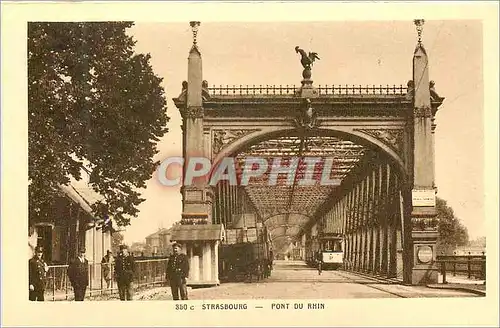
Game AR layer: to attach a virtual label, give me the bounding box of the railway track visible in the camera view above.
[333,270,407,298]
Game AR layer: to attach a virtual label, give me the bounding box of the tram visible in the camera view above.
[319,233,344,270]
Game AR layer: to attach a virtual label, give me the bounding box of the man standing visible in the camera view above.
[317,251,323,275]
[114,245,135,301]
[166,243,190,300]
[29,245,48,301]
[101,250,114,289]
[67,248,89,301]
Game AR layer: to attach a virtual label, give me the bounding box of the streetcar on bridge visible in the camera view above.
[306,233,344,270]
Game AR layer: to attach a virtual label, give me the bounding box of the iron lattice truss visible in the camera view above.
[235,135,366,243]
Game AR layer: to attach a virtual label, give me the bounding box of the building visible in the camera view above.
[145,227,173,256]
[28,173,120,286]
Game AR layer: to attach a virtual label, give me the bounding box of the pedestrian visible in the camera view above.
[166,242,190,300]
[317,251,323,275]
[101,250,114,289]
[115,245,135,301]
[29,245,49,301]
[67,247,89,301]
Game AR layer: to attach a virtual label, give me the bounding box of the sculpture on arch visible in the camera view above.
[294,98,319,130]
[295,46,320,81]
[295,46,320,70]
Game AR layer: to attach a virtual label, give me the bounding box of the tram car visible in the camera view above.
[319,233,344,270]
[306,233,344,270]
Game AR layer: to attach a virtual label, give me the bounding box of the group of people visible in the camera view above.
[29,242,191,302]
[29,244,137,301]
[66,244,137,301]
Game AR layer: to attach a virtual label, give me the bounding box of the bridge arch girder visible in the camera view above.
[212,126,408,179]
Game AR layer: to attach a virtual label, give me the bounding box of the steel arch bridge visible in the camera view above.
[172,21,444,286]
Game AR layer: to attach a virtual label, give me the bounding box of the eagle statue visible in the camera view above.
[295,46,320,70]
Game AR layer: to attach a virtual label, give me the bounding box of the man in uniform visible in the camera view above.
[67,247,89,301]
[114,244,135,301]
[166,243,190,300]
[29,245,48,301]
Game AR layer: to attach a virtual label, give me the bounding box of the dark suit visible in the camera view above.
[29,257,47,301]
[114,254,135,300]
[166,253,190,300]
[67,257,89,301]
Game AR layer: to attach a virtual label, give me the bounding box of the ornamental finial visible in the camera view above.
[190,21,201,46]
[414,19,425,44]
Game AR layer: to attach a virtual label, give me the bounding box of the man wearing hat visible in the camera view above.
[166,242,190,300]
[67,247,89,301]
[114,244,135,300]
[29,245,49,301]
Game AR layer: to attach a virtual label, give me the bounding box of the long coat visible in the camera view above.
[166,253,190,281]
[114,254,135,284]
[67,258,89,289]
[29,257,47,290]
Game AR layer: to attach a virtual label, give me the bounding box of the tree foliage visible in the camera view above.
[436,197,469,254]
[28,22,169,226]
[111,232,124,254]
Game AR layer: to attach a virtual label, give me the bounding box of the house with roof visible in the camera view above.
[28,171,120,286]
[145,227,173,256]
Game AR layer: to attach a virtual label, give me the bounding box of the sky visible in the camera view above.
[119,20,484,244]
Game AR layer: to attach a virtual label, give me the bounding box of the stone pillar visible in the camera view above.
[203,243,212,281]
[410,40,439,285]
[180,32,213,225]
[191,255,200,282]
[213,241,220,284]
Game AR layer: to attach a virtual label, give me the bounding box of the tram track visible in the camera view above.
[333,270,407,298]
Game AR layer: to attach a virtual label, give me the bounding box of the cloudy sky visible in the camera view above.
[120,20,484,243]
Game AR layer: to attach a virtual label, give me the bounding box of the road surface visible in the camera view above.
[138,260,480,300]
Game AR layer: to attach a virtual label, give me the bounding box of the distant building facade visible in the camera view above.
[145,228,173,256]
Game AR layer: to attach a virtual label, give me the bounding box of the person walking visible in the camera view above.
[317,251,323,275]
[114,245,135,301]
[67,248,89,301]
[166,243,190,300]
[101,250,114,289]
[29,245,49,301]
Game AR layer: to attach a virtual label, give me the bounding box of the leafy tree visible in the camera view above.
[28,22,169,226]
[129,242,149,255]
[468,236,486,247]
[436,197,469,254]
[111,232,124,254]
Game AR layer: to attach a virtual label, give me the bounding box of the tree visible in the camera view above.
[468,236,486,247]
[28,22,169,226]
[129,242,149,255]
[436,197,469,254]
[111,232,124,254]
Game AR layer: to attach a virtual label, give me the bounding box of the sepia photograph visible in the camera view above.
[2,1,499,327]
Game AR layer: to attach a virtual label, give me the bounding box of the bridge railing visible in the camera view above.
[436,255,486,284]
[209,85,297,96]
[42,258,168,301]
[317,84,408,96]
[207,84,408,97]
